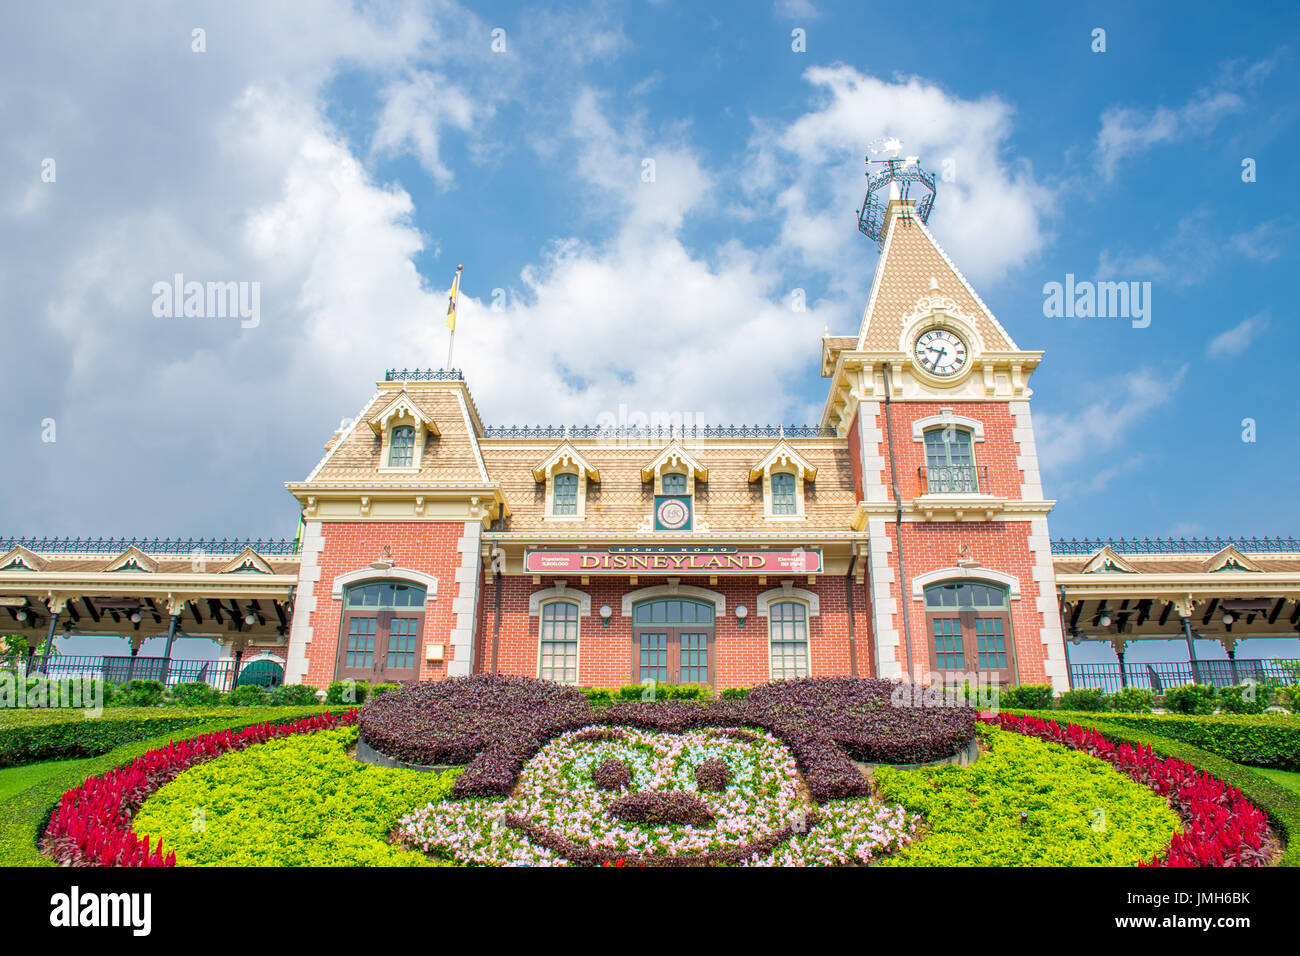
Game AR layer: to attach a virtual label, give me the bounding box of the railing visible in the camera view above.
[1069,658,1300,695]
[480,424,838,440]
[918,464,987,495]
[1,656,281,693]
[384,368,464,382]
[0,536,299,556]
[1052,536,1300,555]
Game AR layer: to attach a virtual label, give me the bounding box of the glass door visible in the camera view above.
[336,580,426,682]
[631,598,715,687]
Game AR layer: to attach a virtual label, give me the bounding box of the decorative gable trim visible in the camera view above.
[1204,545,1262,573]
[747,439,817,483]
[367,390,440,437]
[640,441,708,483]
[105,546,159,573]
[532,442,600,482]
[0,545,48,572]
[1081,546,1138,574]
[217,547,274,575]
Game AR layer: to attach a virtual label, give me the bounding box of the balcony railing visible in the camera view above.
[1052,536,1300,555]
[0,536,299,556]
[0,656,281,693]
[1069,658,1300,695]
[918,464,987,495]
[480,424,838,440]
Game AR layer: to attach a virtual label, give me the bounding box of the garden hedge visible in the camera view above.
[1014,709,1300,772]
[1044,713,1300,867]
[0,706,342,867]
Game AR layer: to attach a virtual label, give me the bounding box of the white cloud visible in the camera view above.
[1035,365,1186,497]
[371,71,478,185]
[1206,312,1269,358]
[1095,55,1278,180]
[742,65,1055,292]
[1098,211,1289,289]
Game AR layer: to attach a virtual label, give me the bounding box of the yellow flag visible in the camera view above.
[445,265,462,330]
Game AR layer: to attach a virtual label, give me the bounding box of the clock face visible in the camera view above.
[914,328,968,377]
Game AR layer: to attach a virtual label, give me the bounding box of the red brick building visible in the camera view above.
[279,194,1069,692]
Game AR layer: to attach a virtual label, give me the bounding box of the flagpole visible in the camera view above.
[445,264,462,371]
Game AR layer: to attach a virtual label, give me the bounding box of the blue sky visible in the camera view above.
[1,0,1297,549]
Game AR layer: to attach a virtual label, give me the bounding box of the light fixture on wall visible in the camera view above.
[735,605,748,628]
[1221,612,1234,625]
[370,544,394,570]
[599,605,612,627]
[1098,613,1112,628]
[244,613,257,626]
[129,611,142,624]
[1069,630,1082,646]
[15,609,27,622]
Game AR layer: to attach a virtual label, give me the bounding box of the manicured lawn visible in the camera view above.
[1253,766,1300,797]
[0,757,96,803]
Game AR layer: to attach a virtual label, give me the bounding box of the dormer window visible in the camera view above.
[662,471,688,496]
[771,472,797,515]
[389,425,416,467]
[749,439,815,521]
[553,472,579,515]
[534,441,599,520]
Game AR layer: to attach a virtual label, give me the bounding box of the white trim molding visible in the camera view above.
[529,582,593,617]
[911,411,986,442]
[910,565,1022,601]
[620,582,726,618]
[329,565,439,603]
[755,582,820,617]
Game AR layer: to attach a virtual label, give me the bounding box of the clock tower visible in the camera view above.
[820,156,1068,690]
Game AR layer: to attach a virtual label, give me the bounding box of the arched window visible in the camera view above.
[770,472,797,515]
[662,471,688,495]
[768,600,809,679]
[337,580,426,682]
[539,600,580,683]
[553,472,579,515]
[923,581,1011,681]
[389,425,416,467]
[922,427,978,493]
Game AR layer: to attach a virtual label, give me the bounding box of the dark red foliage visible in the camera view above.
[985,712,1270,867]
[41,709,359,868]
[608,791,715,826]
[591,757,633,791]
[694,758,731,793]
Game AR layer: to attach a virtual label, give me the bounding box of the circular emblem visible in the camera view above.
[656,498,690,530]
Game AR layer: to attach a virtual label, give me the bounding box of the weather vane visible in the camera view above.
[857,138,936,246]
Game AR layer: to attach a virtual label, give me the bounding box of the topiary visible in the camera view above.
[997,683,1054,710]
[112,680,166,707]
[1217,683,1271,715]
[1056,688,1107,712]
[269,684,321,706]
[325,680,369,705]
[1163,683,1217,715]
[1106,688,1155,713]
[226,684,269,707]
[168,682,224,707]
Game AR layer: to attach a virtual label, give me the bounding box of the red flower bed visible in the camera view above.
[983,712,1270,867]
[41,709,358,867]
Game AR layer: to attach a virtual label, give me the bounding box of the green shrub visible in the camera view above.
[0,707,343,866]
[132,726,457,866]
[325,680,370,705]
[996,684,1054,710]
[873,725,1179,866]
[111,680,166,708]
[1056,688,1106,712]
[1217,683,1271,715]
[268,684,321,706]
[718,687,750,700]
[1059,714,1300,868]
[0,676,114,709]
[580,687,614,704]
[168,682,224,707]
[1106,688,1155,713]
[1164,683,1217,715]
[368,683,402,699]
[225,684,269,707]
[1016,709,1300,772]
[1273,684,1300,713]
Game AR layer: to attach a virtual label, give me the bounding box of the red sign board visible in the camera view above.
[523,547,823,575]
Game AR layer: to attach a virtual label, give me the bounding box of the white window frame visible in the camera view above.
[536,597,582,684]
